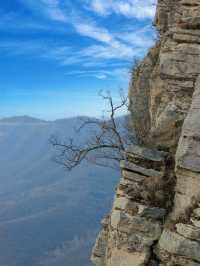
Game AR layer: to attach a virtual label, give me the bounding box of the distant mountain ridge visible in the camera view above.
[0,115,47,124]
[0,115,99,124]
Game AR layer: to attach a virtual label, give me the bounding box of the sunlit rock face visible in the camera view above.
[92,0,200,265]
[129,0,200,152]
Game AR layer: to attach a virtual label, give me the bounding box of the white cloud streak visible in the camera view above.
[85,0,156,19]
[73,22,113,44]
[43,0,67,22]
[1,0,156,81]
[65,68,130,81]
[0,21,155,71]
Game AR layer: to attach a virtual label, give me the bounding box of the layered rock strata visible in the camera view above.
[92,0,200,265]
[92,146,171,266]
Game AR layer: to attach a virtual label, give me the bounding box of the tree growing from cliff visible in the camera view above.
[51,90,135,170]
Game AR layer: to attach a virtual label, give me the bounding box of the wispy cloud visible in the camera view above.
[19,0,68,22]
[73,22,113,44]
[18,1,118,45]
[42,0,68,22]
[0,0,156,83]
[20,0,156,22]
[80,43,135,60]
[0,22,154,69]
[117,25,156,47]
[85,0,156,19]
[64,67,130,81]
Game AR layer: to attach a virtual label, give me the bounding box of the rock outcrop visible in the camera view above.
[92,0,200,265]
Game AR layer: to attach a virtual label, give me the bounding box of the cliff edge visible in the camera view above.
[92,0,200,265]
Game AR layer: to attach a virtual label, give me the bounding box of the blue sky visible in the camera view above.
[0,0,156,120]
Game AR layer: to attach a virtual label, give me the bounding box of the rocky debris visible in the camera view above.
[158,229,200,262]
[191,218,200,228]
[156,198,200,264]
[155,248,200,266]
[189,207,200,228]
[106,248,149,266]
[117,215,162,240]
[176,223,200,241]
[193,208,200,217]
[139,207,166,220]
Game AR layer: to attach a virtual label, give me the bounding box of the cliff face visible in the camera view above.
[92,0,200,265]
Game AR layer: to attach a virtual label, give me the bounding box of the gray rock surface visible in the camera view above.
[158,229,200,262]
[92,0,200,265]
[176,223,200,241]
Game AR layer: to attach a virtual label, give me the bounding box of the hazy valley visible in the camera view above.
[0,116,118,266]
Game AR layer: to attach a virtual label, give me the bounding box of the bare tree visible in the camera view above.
[50,90,135,171]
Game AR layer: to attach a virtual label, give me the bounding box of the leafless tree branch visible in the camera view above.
[51,90,134,171]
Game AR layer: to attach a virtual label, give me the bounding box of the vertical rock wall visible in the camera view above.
[92,0,200,265]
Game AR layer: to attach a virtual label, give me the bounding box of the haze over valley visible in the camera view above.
[0,116,118,266]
